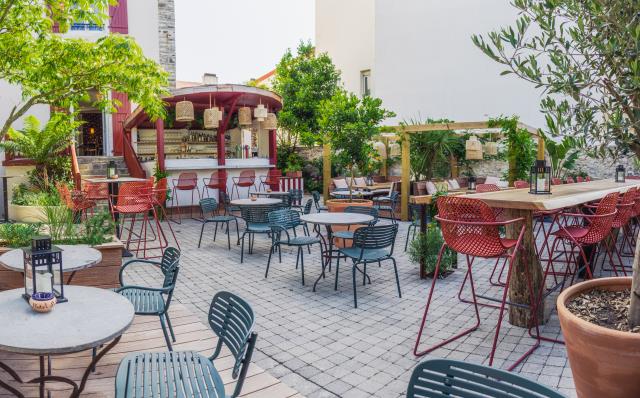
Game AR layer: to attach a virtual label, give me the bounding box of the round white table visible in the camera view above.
[0,244,102,273]
[0,286,134,397]
[300,212,374,291]
[252,191,290,197]
[231,198,282,206]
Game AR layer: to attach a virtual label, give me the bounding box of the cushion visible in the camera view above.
[426,181,438,195]
[434,182,449,192]
[415,182,427,196]
[354,177,367,186]
[448,179,460,190]
[333,178,348,189]
[485,176,500,185]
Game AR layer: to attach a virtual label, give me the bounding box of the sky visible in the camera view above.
[175,0,315,85]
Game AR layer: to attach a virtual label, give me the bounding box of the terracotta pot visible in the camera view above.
[557,277,640,398]
[326,199,373,247]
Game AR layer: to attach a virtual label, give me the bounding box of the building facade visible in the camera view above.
[315,0,545,128]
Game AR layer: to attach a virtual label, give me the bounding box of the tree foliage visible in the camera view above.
[319,90,395,198]
[472,0,640,159]
[272,41,341,147]
[0,0,168,136]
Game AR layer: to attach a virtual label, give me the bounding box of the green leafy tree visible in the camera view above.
[272,41,341,148]
[0,0,168,137]
[319,90,395,200]
[0,115,78,189]
[404,118,463,181]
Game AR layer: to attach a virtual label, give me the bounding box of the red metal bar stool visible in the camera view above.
[148,177,180,252]
[231,170,256,199]
[531,192,619,344]
[594,188,637,275]
[513,180,529,189]
[201,170,225,199]
[57,183,96,221]
[170,172,200,223]
[259,169,281,192]
[414,196,540,370]
[576,176,584,183]
[110,183,168,259]
[552,177,563,185]
[565,176,575,184]
[475,184,508,286]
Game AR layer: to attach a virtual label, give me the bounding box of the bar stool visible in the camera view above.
[57,183,96,221]
[83,178,109,202]
[170,172,200,224]
[231,170,255,199]
[552,177,563,185]
[149,177,180,251]
[259,169,281,192]
[565,176,575,184]
[202,170,225,199]
[414,196,540,370]
[513,180,529,189]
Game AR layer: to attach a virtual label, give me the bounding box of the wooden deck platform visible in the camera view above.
[0,304,303,398]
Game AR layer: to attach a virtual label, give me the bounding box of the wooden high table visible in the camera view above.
[469,179,640,326]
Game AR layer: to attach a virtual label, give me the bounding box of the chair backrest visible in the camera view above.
[436,196,506,257]
[406,359,565,398]
[344,206,379,225]
[302,199,313,215]
[241,205,276,224]
[576,176,584,183]
[475,183,500,193]
[389,190,400,204]
[353,224,398,254]
[514,180,529,189]
[552,177,563,185]
[177,172,198,189]
[267,209,300,232]
[578,192,619,244]
[239,170,256,183]
[613,187,636,227]
[279,192,293,208]
[56,183,74,208]
[116,181,153,209]
[83,180,108,200]
[208,291,257,398]
[160,247,181,289]
[565,176,575,184]
[199,197,219,216]
[312,191,322,210]
[289,188,303,205]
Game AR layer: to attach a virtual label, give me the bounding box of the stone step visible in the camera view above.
[77,156,130,177]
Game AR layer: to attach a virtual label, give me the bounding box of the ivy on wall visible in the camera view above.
[488,116,536,184]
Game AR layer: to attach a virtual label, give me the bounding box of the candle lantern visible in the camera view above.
[529,160,552,195]
[468,176,477,191]
[23,236,66,303]
[615,164,626,183]
[107,160,117,178]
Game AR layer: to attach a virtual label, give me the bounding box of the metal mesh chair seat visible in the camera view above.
[551,226,589,240]
[117,287,165,315]
[288,236,320,246]
[246,222,271,232]
[198,198,240,250]
[339,247,390,262]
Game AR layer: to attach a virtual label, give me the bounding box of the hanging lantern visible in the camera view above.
[529,159,552,194]
[465,135,483,160]
[484,141,498,156]
[204,108,219,129]
[373,141,387,158]
[254,103,267,122]
[615,164,626,183]
[238,107,252,125]
[389,142,401,157]
[175,99,194,122]
[263,113,278,130]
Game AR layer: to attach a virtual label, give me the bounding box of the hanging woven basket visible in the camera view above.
[484,141,498,156]
[203,108,219,129]
[389,142,401,157]
[263,113,277,130]
[175,100,194,122]
[238,107,252,125]
[254,104,267,122]
[465,135,483,160]
[373,141,387,158]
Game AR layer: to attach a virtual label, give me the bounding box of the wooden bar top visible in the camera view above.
[468,179,640,211]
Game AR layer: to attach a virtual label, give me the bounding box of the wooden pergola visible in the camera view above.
[322,120,543,221]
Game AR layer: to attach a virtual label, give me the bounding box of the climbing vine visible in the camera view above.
[489,116,536,184]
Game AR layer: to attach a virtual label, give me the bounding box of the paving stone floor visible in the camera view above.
[124,213,581,398]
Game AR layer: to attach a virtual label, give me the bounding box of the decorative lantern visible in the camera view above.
[615,164,626,183]
[468,176,477,191]
[484,141,498,156]
[175,99,194,122]
[238,107,252,125]
[263,113,278,130]
[107,160,117,178]
[529,159,552,195]
[204,108,220,129]
[254,103,268,122]
[373,141,387,158]
[465,135,483,160]
[389,142,401,157]
[23,236,66,303]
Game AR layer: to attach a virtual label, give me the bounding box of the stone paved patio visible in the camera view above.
[124,213,578,398]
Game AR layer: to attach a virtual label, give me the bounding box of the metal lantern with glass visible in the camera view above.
[529,160,551,194]
[615,164,626,183]
[468,176,477,191]
[23,236,66,303]
[107,160,117,178]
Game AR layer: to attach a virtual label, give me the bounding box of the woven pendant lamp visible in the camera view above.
[373,141,387,158]
[238,106,252,125]
[203,95,219,129]
[465,135,483,160]
[254,103,267,122]
[175,99,194,122]
[389,142,401,157]
[263,113,277,130]
[484,141,498,156]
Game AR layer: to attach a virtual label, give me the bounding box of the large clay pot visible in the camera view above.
[557,277,640,398]
[326,199,373,247]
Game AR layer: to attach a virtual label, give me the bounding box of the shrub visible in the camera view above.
[407,223,456,277]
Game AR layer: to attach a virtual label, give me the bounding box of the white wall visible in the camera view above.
[128,0,160,62]
[315,0,375,95]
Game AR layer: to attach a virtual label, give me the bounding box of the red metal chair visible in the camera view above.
[513,180,529,189]
[147,177,180,251]
[595,187,637,275]
[414,196,540,370]
[565,176,575,184]
[83,179,109,202]
[231,170,256,199]
[170,172,200,223]
[259,169,281,192]
[57,183,96,220]
[585,176,592,182]
[202,170,225,199]
[576,176,584,183]
[552,177,563,185]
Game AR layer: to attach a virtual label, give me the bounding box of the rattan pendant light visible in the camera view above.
[263,113,278,130]
[465,135,483,160]
[484,141,498,156]
[238,106,252,126]
[254,101,267,122]
[389,142,401,157]
[373,141,387,158]
[203,95,220,129]
[175,98,194,122]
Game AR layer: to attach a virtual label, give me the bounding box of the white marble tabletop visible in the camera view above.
[252,191,290,196]
[0,244,102,273]
[230,198,282,206]
[300,213,374,226]
[0,286,134,355]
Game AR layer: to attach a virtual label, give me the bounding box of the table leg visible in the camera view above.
[505,208,545,326]
[313,225,334,292]
[419,204,427,279]
[2,178,9,223]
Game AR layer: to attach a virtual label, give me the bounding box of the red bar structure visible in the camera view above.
[155,118,165,171]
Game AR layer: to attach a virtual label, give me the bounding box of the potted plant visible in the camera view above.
[318,90,394,211]
[407,222,456,279]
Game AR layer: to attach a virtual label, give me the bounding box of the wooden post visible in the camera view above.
[450,155,458,178]
[401,132,410,221]
[323,142,331,201]
[155,119,165,171]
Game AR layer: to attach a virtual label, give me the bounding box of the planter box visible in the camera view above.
[8,204,47,223]
[0,238,124,291]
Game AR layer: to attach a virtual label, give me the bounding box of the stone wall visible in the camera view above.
[158,0,176,88]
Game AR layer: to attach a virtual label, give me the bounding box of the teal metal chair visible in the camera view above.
[289,188,304,210]
[406,359,565,398]
[312,191,327,212]
[338,224,400,308]
[116,247,180,350]
[266,209,322,285]
[198,198,240,250]
[220,191,240,215]
[405,203,427,251]
[333,206,379,242]
[115,291,257,398]
[239,204,277,263]
[374,190,400,223]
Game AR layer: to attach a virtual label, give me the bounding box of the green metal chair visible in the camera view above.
[266,209,322,285]
[405,203,428,251]
[406,359,565,398]
[198,198,240,250]
[374,190,400,223]
[290,188,304,211]
[333,206,379,242]
[239,204,277,263]
[338,224,400,308]
[220,191,240,215]
[115,291,257,398]
[116,247,180,350]
[312,191,327,212]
